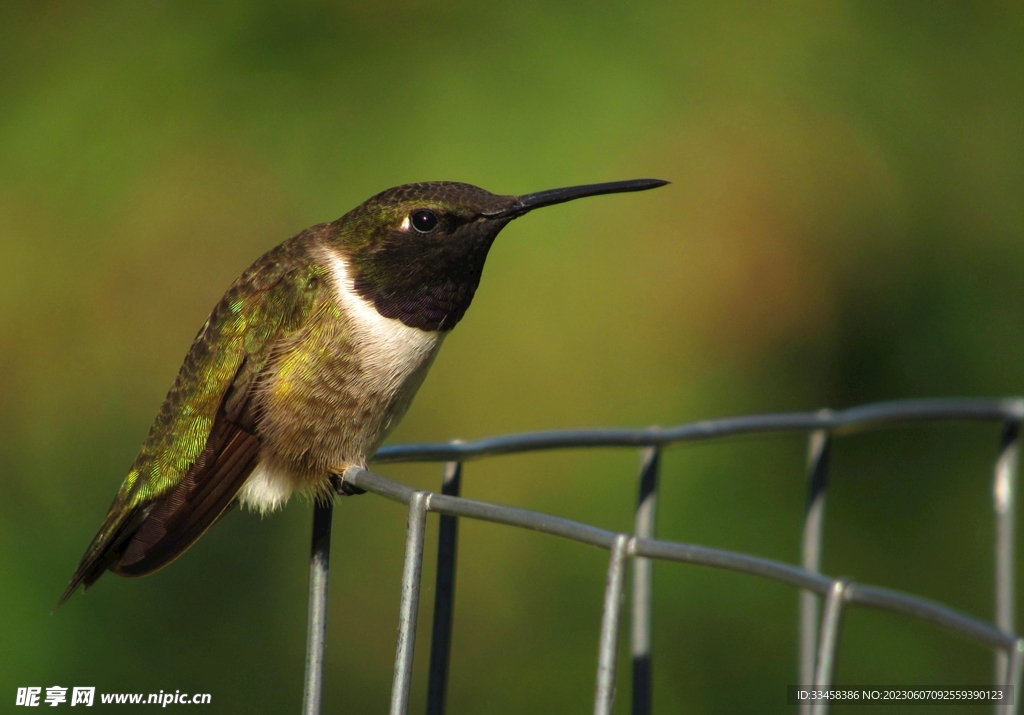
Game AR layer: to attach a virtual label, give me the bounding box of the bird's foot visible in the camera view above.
[330,473,366,496]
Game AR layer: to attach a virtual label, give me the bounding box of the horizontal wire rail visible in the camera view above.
[301,398,1024,715]
[371,398,1024,463]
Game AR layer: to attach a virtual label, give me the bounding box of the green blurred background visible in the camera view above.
[2,1,1022,712]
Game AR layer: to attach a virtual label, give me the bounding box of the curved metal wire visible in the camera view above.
[302,398,1023,715]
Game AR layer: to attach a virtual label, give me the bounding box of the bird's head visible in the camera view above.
[334,179,667,331]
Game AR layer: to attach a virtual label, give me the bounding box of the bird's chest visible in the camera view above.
[256,251,445,473]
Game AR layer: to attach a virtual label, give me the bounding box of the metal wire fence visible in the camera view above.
[301,398,1024,715]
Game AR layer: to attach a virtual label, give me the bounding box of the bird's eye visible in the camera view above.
[410,210,439,233]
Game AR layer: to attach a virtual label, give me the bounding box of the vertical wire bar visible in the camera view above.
[995,421,1021,684]
[631,447,660,715]
[595,535,631,715]
[997,638,1024,715]
[391,492,431,715]
[800,427,832,715]
[302,499,335,715]
[426,461,463,715]
[810,580,848,715]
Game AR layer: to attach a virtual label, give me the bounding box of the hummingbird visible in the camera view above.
[59,178,667,605]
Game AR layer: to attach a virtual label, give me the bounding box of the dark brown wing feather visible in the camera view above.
[113,420,259,576]
[57,414,260,605]
[57,353,265,606]
[57,503,153,605]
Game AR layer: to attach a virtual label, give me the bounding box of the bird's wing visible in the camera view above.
[59,235,328,605]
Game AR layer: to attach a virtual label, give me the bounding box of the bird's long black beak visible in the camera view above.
[486,178,669,219]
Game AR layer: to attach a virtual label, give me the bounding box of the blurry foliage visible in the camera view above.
[1,1,1022,712]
